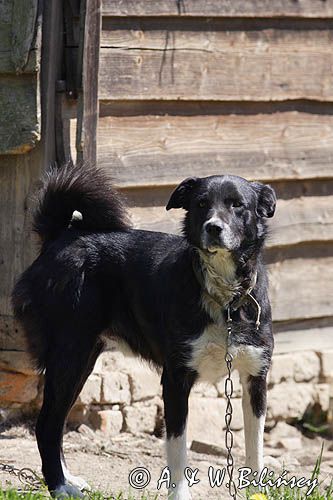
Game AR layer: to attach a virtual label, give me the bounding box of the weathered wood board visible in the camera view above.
[269,196,333,247]
[11,0,39,73]
[0,149,41,318]
[95,112,333,187]
[99,27,333,101]
[129,196,333,249]
[0,0,40,155]
[0,0,39,74]
[76,0,101,165]
[274,325,333,354]
[102,0,333,18]
[0,316,27,351]
[269,255,333,322]
[0,75,40,154]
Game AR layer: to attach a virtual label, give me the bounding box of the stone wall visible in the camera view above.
[1,347,332,444]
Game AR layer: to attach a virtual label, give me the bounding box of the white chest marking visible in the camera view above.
[188,323,265,383]
[189,249,266,382]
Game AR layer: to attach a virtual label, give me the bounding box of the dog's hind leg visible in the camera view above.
[36,338,102,498]
[162,366,196,500]
[60,341,103,493]
[240,374,267,474]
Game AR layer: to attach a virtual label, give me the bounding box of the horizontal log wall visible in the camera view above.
[0,0,40,154]
[67,2,333,336]
[0,0,41,329]
[102,1,333,17]
[99,19,333,101]
[96,113,333,186]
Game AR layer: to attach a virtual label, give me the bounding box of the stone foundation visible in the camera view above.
[1,348,332,444]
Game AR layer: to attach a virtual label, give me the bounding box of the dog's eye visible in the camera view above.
[232,200,243,209]
[198,200,207,208]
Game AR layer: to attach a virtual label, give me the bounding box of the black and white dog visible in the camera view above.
[12,164,276,499]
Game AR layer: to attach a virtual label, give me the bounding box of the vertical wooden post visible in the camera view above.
[40,0,64,168]
[76,0,101,165]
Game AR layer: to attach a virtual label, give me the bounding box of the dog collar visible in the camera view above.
[192,250,261,330]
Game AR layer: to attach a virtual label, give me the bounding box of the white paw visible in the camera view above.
[62,462,91,491]
[168,481,192,500]
[51,483,84,498]
[66,473,91,491]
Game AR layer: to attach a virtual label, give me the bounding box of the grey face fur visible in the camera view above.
[167,175,276,254]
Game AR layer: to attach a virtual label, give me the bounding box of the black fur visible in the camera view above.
[12,166,275,495]
[33,163,130,246]
[248,375,267,418]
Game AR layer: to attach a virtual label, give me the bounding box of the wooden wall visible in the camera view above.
[89,1,333,341]
[1,1,333,355]
[0,0,43,351]
[0,0,40,154]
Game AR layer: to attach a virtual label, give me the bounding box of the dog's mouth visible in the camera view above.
[206,246,218,255]
[201,245,228,256]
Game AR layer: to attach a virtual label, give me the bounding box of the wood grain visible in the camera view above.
[0,316,27,351]
[269,256,333,322]
[269,196,333,247]
[102,0,333,18]
[41,0,65,166]
[0,0,39,73]
[11,0,39,73]
[274,324,333,354]
[99,28,333,101]
[94,112,333,187]
[76,0,101,165]
[0,75,40,154]
[0,148,42,318]
[129,196,333,249]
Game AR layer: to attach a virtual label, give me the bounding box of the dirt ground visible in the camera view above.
[1,424,333,499]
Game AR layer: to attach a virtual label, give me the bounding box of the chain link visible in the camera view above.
[224,307,238,499]
[0,462,44,491]
[1,308,239,500]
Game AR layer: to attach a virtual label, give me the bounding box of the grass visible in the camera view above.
[0,491,157,500]
[0,447,332,500]
[245,445,333,500]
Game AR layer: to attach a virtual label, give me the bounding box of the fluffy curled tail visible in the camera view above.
[33,163,130,245]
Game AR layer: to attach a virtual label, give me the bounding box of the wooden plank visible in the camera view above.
[0,0,12,22]
[0,50,38,74]
[269,196,333,247]
[0,0,14,73]
[0,148,42,318]
[0,316,27,351]
[128,196,333,249]
[76,0,102,165]
[94,112,333,187]
[269,256,333,322]
[0,0,39,73]
[274,325,333,354]
[0,75,40,154]
[40,0,65,166]
[11,0,39,73]
[102,0,333,17]
[99,27,333,101]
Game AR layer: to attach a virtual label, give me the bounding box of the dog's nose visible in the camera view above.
[205,221,223,237]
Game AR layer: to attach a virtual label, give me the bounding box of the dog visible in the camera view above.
[12,164,276,499]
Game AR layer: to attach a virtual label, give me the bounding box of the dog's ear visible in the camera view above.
[252,182,276,218]
[166,177,199,211]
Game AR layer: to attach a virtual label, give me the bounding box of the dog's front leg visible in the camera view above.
[162,366,196,500]
[240,374,267,474]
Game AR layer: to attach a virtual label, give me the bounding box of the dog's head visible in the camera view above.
[166,175,276,255]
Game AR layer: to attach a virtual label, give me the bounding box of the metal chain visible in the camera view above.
[1,307,239,500]
[224,307,237,499]
[0,462,44,491]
